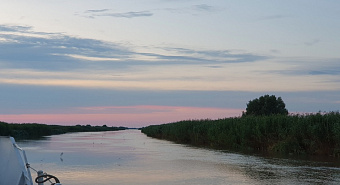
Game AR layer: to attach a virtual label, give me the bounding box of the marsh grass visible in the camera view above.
[141,112,340,156]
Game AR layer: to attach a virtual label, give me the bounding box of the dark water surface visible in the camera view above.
[18,130,340,185]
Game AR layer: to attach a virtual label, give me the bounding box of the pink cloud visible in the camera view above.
[0,105,244,128]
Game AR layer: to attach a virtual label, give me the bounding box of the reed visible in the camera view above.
[141,112,340,156]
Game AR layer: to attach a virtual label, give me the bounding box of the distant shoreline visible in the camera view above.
[0,121,127,140]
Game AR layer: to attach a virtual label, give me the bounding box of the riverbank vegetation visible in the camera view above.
[0,121,126,140]
[141,112,340,156]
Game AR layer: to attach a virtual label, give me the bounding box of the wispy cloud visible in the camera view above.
[192,4,216,12]
[304,39,320,46]
[0,25,132,70]
[1,24,339,92]
[0,24,265,71]
[85,9,110,13]
[309,70,340,75]
[266,58,340,77]
[81,9,153,19]
[0,25,31,32]
[98,11,153,18]
[164,3,220,15]
[160,47,268,64]
[256,14,291,21]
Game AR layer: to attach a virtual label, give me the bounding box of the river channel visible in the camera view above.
[18,130,340,185]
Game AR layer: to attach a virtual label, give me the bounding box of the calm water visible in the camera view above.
[18,130,340,185]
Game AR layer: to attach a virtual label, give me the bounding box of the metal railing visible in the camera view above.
[11,137,62,185]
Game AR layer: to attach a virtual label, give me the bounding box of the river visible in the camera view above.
[17,130,340,185]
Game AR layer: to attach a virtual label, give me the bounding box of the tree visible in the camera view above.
[245,95,288,116]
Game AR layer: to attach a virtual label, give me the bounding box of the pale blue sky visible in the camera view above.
[0,0,339,127]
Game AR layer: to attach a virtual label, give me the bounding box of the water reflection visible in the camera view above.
[17,130,340,185]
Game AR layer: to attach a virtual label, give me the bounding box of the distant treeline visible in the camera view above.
[141,112,340,156]
[0,121,127,140]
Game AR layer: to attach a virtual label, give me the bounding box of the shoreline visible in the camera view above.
[0,121,127,140]
[141,112,340,157]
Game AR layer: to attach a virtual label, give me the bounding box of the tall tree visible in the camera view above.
[245,95,288,116]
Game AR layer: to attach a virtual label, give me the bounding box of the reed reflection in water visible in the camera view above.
[18,130,340,185]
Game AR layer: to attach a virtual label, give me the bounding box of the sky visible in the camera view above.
[0,0,339,128]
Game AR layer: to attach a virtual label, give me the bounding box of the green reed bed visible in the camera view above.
[141,112,340,156]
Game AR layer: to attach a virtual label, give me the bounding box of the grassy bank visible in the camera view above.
[0,121,127,140]
[141,112,340,156]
